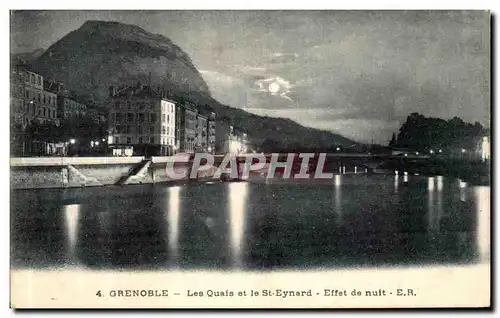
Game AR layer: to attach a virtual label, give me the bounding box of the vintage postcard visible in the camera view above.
[9,10,490,309]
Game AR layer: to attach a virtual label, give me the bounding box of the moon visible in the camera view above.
[268,82,280,94]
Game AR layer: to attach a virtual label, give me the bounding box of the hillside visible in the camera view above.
[30,20,355,149]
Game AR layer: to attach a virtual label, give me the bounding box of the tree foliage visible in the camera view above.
[393,112,485,150]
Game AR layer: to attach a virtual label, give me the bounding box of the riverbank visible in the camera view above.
[9,156,490,189]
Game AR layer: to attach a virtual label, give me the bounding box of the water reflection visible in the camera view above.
[228,182,248,268]
[459,180,468,202]
[427,177,444,231]
[335,175,342,220]
[475,186,490,262]
[167,186,181,266]
[10,176,489,270]
[64,204,80,264]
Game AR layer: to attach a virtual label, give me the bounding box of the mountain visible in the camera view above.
[31,20,356,149]
[11,48,45,65]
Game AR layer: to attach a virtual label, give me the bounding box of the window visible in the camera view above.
[139,136,143,144]
[43,108,46,117]
[162,126,166,134]
[167,114,170,123]
[137,113,144,122]
[167,126,170,135]
[47,96,50,104]
[149,126,154,134]
[43,95,46,104]
[126,125,131,134]
[150,136,155,144]
[162,114,165,122]
[127,101,132,110]
[38,108,41,116]
[137,125,143,134]
[31,74,35,84]
[150,113,157,123]
[115,137,119,144]
[115,101,120,109]
[115,113,123,122]
[26,91,29,99]
[38,93,41,102]
[127,113,134,122]
[126,137,131,144]
[37,76,41,85]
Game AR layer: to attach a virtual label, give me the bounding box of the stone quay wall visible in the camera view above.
[10,157,209,190]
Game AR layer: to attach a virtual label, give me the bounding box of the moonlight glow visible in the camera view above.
[268,82,280,94]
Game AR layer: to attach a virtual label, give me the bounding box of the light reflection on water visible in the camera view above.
[64,204,80,264]
[167,186,181,266]
[229,182,248,268]
[11,175,490,270]
[334,175,342,221]
[475,186,490,262]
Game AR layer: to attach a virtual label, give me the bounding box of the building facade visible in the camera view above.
[107,83,176,156]
[195,112,208,152]
[215,119,248,154]
[10,65,27,126]
[176,102,197,153]
[57,95,87,119]
[207,110,216,154]
[12,68,60,126]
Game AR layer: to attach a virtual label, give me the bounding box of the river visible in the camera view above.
[10,174,490,270]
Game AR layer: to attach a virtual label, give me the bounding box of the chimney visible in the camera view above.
[109,85,116,97]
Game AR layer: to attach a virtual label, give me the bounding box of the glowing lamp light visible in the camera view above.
[336,147,341,151]
[69,139,76,144]
[404,153,408,157]
[102,138,106,142]
[429,150,434,154]
[95,141,99,146]
[415,152,419,155]
[207,146,212,152]
[461,148,466,153]
[439,149,442,153]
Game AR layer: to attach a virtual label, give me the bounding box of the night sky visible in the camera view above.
[11,10,490,144]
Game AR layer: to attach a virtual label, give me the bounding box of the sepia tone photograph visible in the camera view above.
[9,9,491,309]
